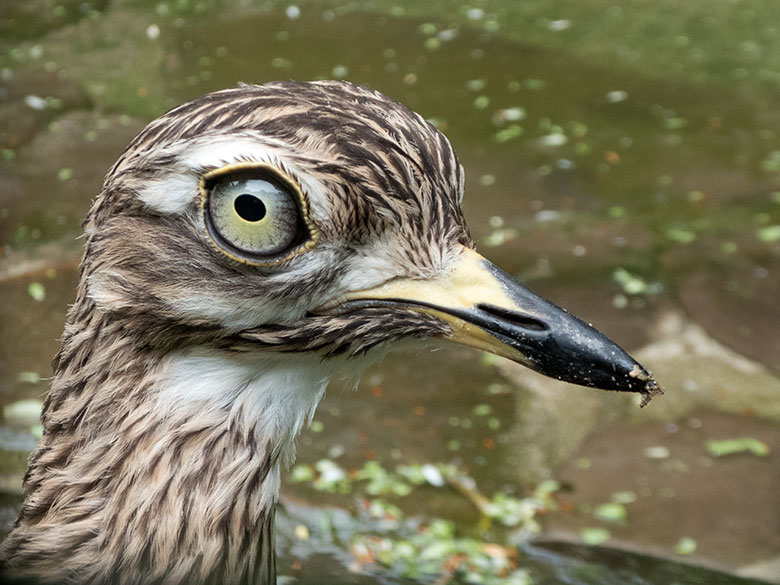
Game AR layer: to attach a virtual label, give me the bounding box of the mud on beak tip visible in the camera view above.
[629,364,664,407]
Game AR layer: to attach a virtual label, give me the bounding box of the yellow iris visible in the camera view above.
[208,176,300,256]
[200,162,317,265]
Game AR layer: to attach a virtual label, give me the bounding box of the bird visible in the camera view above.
[0,80,660,585]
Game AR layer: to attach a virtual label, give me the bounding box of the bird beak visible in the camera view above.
[325,247,661,404]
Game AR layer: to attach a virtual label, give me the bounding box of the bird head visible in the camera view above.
[3,79,663,585]
[83,80,660,402]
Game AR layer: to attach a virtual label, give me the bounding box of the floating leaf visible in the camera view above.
[484,493,541,528]
[424,37,441,50]
[331,64,349,78]
[24,95,47,110]
[495,124,524,143]
[613,268,647,295]
[474,95,490,110]
[606,90,628,103]
[577,458,591,469]
[3,399,44,426]
[27,282,46,302]
[523,78,546,90]
[644,446,671,459]
[666,227,697,243]
[313,459,350,492]
[473,404,492,416]
[294,524,309,540]
[418,22,438,36]
[594,502,627,523]
[270,57,293,70]
[580,527,611,545]
[706,437,769,457]
[610,491,637,504]
[356,461,412,496]
[420,463,445,487]
[503,107,526,121]
[538,132,567,147]
[757,225,780,243]
[675,537,697,555]
[663,117,687,130]
[17,371,40,384]
[289,463,315,483]
[761,151,780,172]
[534,480,560,501]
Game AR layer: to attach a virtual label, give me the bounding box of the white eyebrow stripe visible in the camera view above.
[135,137,302,215]
[183,135,289,170]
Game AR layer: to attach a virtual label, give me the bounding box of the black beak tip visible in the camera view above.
[552,352,663,406]
[474,266,664,406]
[462,297,664,406]
[568,341,663,406]
[582,351,663,406]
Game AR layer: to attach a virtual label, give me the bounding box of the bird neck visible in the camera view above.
[3,306,335,585]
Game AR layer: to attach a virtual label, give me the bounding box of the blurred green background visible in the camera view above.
[0,1,779,583]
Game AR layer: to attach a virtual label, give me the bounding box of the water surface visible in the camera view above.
[0,2,778,583]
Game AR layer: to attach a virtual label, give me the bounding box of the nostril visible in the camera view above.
[477,303,549,332]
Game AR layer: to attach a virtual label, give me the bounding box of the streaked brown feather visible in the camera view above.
[1,81,469,584]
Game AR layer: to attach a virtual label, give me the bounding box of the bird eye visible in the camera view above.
[201,165,313,264]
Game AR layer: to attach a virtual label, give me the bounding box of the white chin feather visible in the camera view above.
[152,347,380,464]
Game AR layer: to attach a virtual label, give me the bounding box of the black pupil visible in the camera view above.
[234,194,266,222]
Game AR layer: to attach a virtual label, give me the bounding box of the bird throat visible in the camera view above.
[3,321,349,584]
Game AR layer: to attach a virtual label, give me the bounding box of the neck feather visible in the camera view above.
[2,310,339,585]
